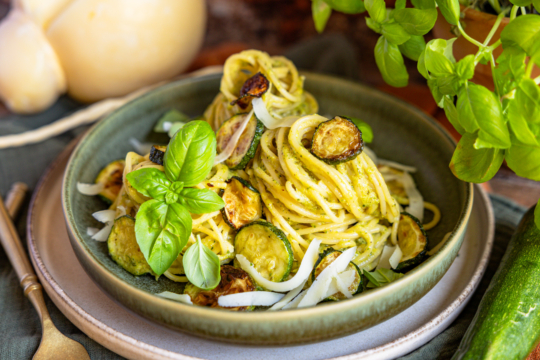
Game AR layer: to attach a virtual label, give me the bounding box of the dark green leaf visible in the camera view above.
[424,39,455,77]
[393,8,438,35]
[164,120,216,187]
[506,141,540,180]
[382,22,411,45]
[365,268,404,288]
[535,200,540,230]
[436,74,460,95]
[436,0,461,25]
[456,54,475,81]
[350,117,374,143]
[323,0,366,13]
[399,35,426,61]
[427,78,445,106]
[412,0,436,8]
[366,17,382,33]
[183,236,221,290]
[395,0,406,9]
[135,200,192,275]
[178,188,225,214]
[365,0,386,23]
[450,133,504,182]
[500,15,540,67]
[443,95,466,134]
[154,109,189,133]
[494,46,526,97]
[374,36,409,87]
[515,79,540,124]
[457,83,510,149]
[126,168,171,201]
[312,0,332,33]
[509,0,531,6]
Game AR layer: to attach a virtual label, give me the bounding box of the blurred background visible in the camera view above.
[0,0,538,205]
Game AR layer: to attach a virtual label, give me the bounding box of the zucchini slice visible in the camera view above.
[234,221,294,282]
[221,176,262,229]
[95,159,125,205]
[231,72,269,109]
[149,145,167,165]
[311,116,364,165]
[311,248,363,301]
[395,212,429,273]
[107,215,152,276]
[216,113,264,170]
[184,265,256,311]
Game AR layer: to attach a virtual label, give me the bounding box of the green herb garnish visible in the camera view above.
[183,235,221,290]
[126,121,225,278]
[364,268,404,288]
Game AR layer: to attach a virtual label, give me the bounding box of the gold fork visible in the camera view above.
[0,183,90,360]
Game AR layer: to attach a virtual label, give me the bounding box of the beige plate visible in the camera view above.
[27,141,494,360]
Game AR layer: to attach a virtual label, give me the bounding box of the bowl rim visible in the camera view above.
[62,71,474,324]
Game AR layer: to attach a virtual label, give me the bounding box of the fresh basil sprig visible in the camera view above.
[364,268,404,288]
[183,235,221,290]
[126,121,225,276]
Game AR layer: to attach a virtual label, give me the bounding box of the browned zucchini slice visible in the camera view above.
[231,72,269,109]
[183,265,256,311]
[149,145,167,165]
[95,159,125,204]
[395,212,429,273]
[107,215,152,276]
[216,113,264,170]
[221,176,262,229]
[311,116,364,165]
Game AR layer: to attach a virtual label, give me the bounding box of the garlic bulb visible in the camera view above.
[0,9,67,113]
[46,0,206,103]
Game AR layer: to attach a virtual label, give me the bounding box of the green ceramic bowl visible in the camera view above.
[62,72,473,345]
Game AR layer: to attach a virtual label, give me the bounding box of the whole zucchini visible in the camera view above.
[453,207,540,360]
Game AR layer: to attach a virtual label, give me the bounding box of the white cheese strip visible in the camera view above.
[401,172,424,222]
[297,247,357,308]
[389,245,403,269]
[269,279,307,311]
[156,291,193,305]
[218,291,284,307]
[86,227,99,236]
[333,269,355,299]
[214,110,253,165]
[236,239,321,293]
[282,290,307,310]
[77,182,103,196]
[252,97,299,129]
[92,209,116,224]
[376,245,395,270]
[91,223,112,242]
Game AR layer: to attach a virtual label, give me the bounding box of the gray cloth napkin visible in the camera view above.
[0,35,529,359]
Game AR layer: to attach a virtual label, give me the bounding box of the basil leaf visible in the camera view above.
[412,0,436,9]
[436,74,460,96]
[164,120,216,187]
[507,108,539,147]
[183,236,221,290]
[350,117,374,143]
[506,140,540,181]
[395,0,406,10]
[126,168,171,201]
[450,133,504,182]
[323,0,366,13]
[535,200,540,230]
[443,95,465,135]
[178,188,225,214]
[393,8,437,36]
[135,200,192,275]
[427,78,445,106]
[154,109,189,133]
[366,17,382,33]
[436,0,461,25]
[374,36,409,87]
[500,15,540,67]
[534,0,540,13]
[365,0,386,23]
[424,39,456,77]
[456,54,475,82]
[381,22,411,45]
[365,268,404,288]
[457,83,511,149]
[515,79,540,124]
[493,46,526,97]
[312,0,332,33]
[399,35,426,61]
[509,0,531,6]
